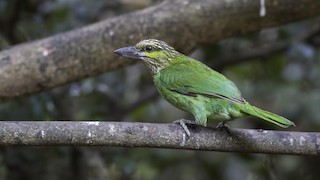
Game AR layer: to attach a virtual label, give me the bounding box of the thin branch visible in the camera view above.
[0,121,319,155]
[0,0,320,99]
[213,42,288,71]
[213,24,320,70]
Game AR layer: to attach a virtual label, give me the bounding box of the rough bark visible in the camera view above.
[0,121,319,155]
[0,0,319,98]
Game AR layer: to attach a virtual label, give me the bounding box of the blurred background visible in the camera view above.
[0,0,320,180]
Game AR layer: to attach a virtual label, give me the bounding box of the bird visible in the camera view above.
[114,39,295,136]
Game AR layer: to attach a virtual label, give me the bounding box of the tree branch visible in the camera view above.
[0,0,320,98]
[0,121,319,155]
[213,41,288,71]
[213,24,320,70]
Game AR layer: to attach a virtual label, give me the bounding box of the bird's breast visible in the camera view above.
[153,78,210,115]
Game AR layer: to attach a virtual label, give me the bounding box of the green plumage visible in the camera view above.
[114,39,295,129]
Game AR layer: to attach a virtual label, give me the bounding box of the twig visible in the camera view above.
[213,42,288,70]
[213,24,320,70]
[0,121,319,155]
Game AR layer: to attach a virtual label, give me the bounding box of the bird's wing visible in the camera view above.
[159,58,245,104]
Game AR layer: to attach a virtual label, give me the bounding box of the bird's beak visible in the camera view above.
[114,46,142,60]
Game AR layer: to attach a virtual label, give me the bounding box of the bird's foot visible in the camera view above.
[216,121,232,134]
[173,119,196,138]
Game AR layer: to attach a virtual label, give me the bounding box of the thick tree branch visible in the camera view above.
[0,0,319,98]
[0,121,319,155]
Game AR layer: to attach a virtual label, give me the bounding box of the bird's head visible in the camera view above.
[114,39,179,75]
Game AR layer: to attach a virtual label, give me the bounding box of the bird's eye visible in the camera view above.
[143,45,153,52]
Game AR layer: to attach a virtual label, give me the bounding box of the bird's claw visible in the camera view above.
[173,119,196,138]
[216,121,232,134]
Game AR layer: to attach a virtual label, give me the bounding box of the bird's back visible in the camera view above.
[159,54,243,101]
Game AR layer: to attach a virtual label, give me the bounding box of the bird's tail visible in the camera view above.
[241,104,295,128]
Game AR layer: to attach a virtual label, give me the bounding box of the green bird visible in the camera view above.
[114,39,295,136]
